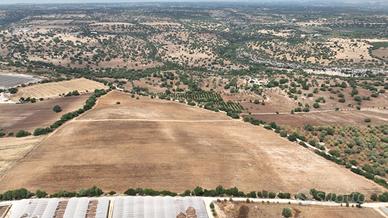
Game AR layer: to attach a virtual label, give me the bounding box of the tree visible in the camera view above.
[282,208,292,218]
[53,105,62,113]
[35,190,47,198]
[16,130,31,138]
[33,127,52,136]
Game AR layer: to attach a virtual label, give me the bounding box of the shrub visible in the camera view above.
[295,193,307,200]
[310,189,326,201]
[246,191,257,198]
[51,190,77,198]
[282,208,292,218]
[124,188,137,196]
[193,186,204,196]
[52,105,62,113]
[35,190,47,198]
[277,192,291,199]
[280,131,288,137]
[33,127,52,136]
[77,186,103,197]
[268,192,276,198]
[287,133,298,142]
[378,192,388,202]
[15,130,31,138]
[1,188,32,200]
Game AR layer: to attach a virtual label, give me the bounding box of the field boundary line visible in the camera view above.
[73,118,237,123]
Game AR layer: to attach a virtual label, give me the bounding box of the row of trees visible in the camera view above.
[33,89,108,136]
[0,186,103,201]
[1,185,382,203]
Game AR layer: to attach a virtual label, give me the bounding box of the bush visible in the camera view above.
[280,131,288,137]
[295,193,307,200]
[52,105,62,113]
[277,192,291,199]
[1,188,32,200]
[77,186,103,197]
[282,208,292,218]
[310,189,326,201]
[15,130,31,138]
[268,192,276,198]
[51,190,77,198]
[378,192,388,202]
[33,127,52,136]
[124,188,137,196]
[287,133,298,142]
[227,111,240,119]
[35,190,48,198]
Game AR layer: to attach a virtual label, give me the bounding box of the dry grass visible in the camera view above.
[12,78,106,100]
[0,91,385,194]
[0,136,44,175]
[0,95,90,132]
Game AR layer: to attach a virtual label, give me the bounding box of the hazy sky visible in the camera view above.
[0,0,386,5]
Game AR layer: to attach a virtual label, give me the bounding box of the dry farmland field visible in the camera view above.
[216,201,384,218]
[11,78,106,100]
[0,136,44,175]
[0,94,89,133]
[0,90,384,194]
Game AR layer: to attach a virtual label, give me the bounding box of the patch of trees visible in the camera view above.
[0,188,32,201]
[19,97,37,104]
[160,90,243,116]
[33,127,52,136]
[310,189,365,203]
[65,90,80,97]
[8,87,18,94]
[15,130,31,138]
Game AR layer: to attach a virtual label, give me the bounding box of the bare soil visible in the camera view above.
[0,95,89,133]
[0,91,384,195]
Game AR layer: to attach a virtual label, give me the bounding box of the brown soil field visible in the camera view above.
[0,95,90,133]
[0,91,385,194]
[0,136,44,175]
[252,110,388,127]
[371,48,388,61]
[11,78,106,100]
[216,201,383,218]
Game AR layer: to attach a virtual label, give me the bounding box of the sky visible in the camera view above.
[0,0,387,6]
